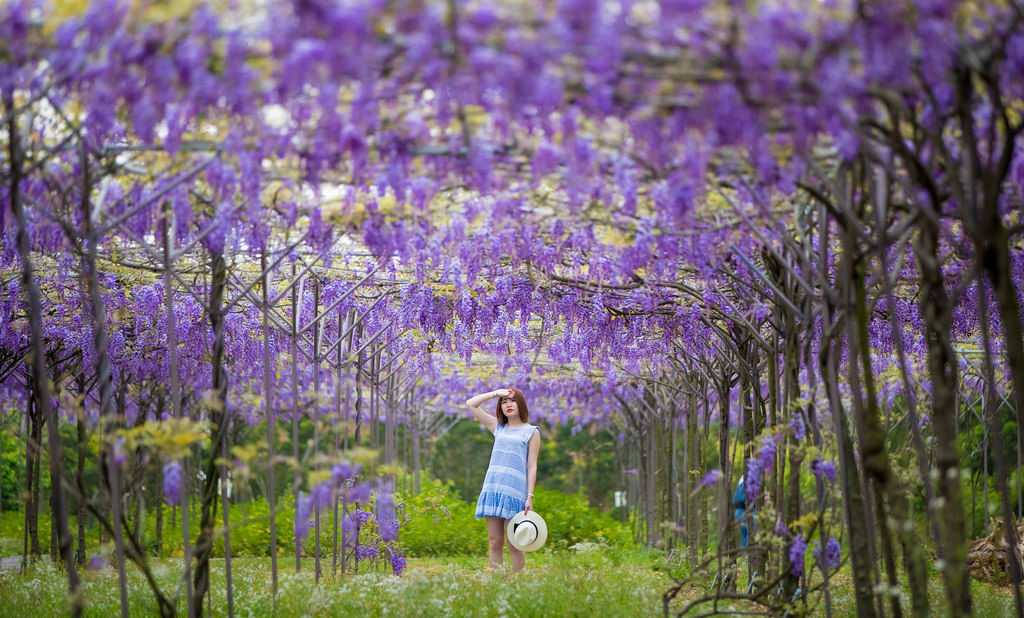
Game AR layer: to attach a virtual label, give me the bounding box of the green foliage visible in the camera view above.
[531,486,632,549]
[0,508,51,554]
[954,400,1024,540]
[0,411,36,513]
[534,421,620,509]
[1,432,18,512]
[427,421,494,505]
[396,475,632,557]
[429,419,622,511]
[0,472,634,563]
[154,496,297,559]
[399,476,487,557]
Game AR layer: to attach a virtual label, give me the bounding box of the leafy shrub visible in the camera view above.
[1,433,19,512]
[0,473,634,561]
[398,475,632,556]
[397,476,488,557]
[531,486,632,550]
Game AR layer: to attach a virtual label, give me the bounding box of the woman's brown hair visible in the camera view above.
[495,387,530,426]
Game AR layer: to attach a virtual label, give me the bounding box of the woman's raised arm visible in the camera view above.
[465,389,506,434]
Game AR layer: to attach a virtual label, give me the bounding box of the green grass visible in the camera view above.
[813,572,1017,617]
[1,541,1018,617]
[0,546,670,617]
[675,566,1018,618]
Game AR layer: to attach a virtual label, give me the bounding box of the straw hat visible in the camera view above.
[507,511,548,552]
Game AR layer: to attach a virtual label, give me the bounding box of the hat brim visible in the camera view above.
[507,511,547,552]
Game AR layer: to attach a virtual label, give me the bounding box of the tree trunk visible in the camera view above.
[978,282,1024,617]
[51,462,59,562]
[8,103,83,614]
[853,250,930,617]
[261,251,279,594]
[291,263,302,573]
[28,407,41,557]
[685,392,698,565]
[716,375,735,589]
[76,380,87,567]
[73,134,127,617]
[192,250,233,617]
[160,198,193,618]
[312,279,322,582]
[822,301,875,616]
[844,243,902,618]
[914,213,971,616]
[780,328,802,602]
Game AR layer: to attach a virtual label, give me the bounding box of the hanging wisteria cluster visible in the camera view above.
[2,0,1024,617]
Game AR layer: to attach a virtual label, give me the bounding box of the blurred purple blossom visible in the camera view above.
[347,481,372,505]
[790,416,806,442]
[376,486,399,542]
[112,437,127,467]
[341,515,357,549]
[355,544,379,561]
[391,549,407,576]
[352,509,372,527]
[699,469,723,488]
[89,553,109,571]
[163,460,182,507]
[745,436,778,499]
[295,492,312,542]
[810,459,838,484]
[813,536,842,571]
[789,534,807,577]
[774,518,790,537]
[310,481,334,510]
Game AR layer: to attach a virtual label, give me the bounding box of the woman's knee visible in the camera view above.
[489,535,506,553]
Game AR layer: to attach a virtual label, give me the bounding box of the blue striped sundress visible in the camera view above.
[475,423,539,520]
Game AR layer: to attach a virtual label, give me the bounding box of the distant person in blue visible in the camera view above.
[733,474,753,548]
[466,387,541,573]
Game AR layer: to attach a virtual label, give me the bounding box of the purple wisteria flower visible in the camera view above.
[813,536,842,571]
[341,515,357,548]
[89,553,109,571]
[774,518,790,536]
[790,416,806,442]
[112,437,127,466]
[355,544,379,561]
[352,509,373,527]
[699,469,723,488]
[376,487,399,542]
[295,492,312,542]
[163,460,183,507]
[391,549,407,576]
[789,534,808,577]
[331,460,361,484]
[746,459,763,498]
[310,481,334,510]
[758,436,778,469]
[746,436,778,498]
[347,481,372,505]
[810,459,838,483]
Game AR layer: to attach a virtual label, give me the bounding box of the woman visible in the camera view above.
[465,387,541,573]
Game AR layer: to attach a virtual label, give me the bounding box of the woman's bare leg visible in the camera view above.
[486,516,505,570]
[505,519,526,573]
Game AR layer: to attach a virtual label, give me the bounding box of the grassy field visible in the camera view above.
[0,546,674,618]
[0,547,1018,617]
